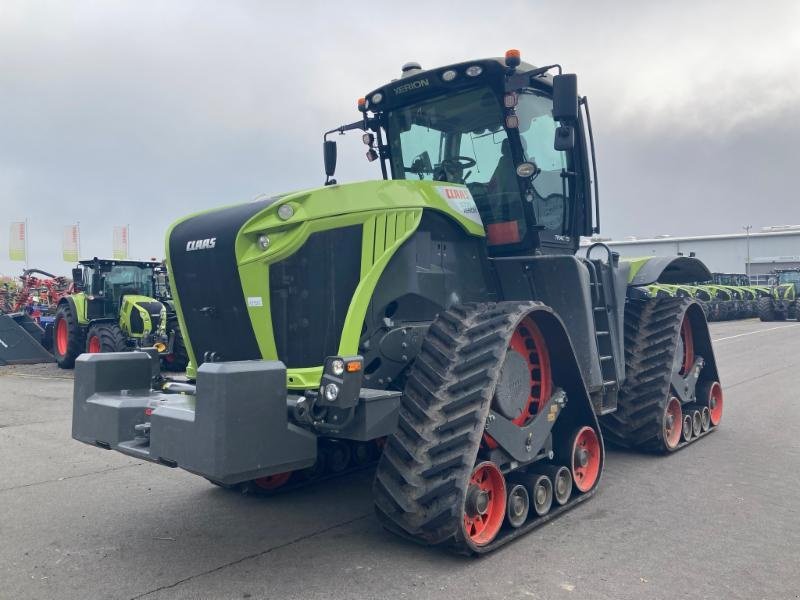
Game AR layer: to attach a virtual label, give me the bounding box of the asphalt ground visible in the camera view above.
[1,318,799,600]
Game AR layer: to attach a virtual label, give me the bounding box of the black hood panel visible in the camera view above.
[168,198,275,365]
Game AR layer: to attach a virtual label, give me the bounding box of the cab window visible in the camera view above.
[516,91,571,236]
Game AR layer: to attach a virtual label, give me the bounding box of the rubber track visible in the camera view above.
[600,296,697,452]
[371,301,541,551]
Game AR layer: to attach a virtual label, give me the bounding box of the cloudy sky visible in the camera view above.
[1,0,798,275]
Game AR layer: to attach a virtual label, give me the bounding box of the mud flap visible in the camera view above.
[0,313,54,366]
[72,353,317,485]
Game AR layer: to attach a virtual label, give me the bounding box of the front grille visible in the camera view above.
[269,226,362,368]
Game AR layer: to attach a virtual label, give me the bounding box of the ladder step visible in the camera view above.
[593,306,606,312]
[596,331,609,336]
[602,380,618,387]
[600,355,613,361]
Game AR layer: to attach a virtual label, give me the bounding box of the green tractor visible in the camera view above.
[53,258,188,371]
[712,273,761,319]
[758,269,800,321]
[71,51,723,554]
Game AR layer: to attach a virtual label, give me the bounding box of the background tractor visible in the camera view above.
[72,51,723,554]
[54,258,187,370]
[758,269,800,321]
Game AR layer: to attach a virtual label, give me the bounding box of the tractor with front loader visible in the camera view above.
[758,269,800,321]
[71,51,723,554]
[54,258,188,371]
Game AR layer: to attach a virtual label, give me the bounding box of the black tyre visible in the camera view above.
[85,322,127,353]
[53,301,85,369]
[600,297,704,452]
[757,297,776,322]
[162,318,189,372]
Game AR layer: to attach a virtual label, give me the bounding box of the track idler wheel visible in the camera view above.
[520,473,553,517]
[505,483,530,528]
[542,465,573,506]
[352,441,377,466]
[700,406,711,432]
[463,462,506,547]
[682,414,693,442]
[691,410,702,438]
[323,440,352,474]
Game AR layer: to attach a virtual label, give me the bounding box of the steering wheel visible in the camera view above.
[441,156,476,170]
[433,156,478,183]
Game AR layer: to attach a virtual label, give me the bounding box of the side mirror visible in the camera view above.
[71,268,84,290]
[324,140,337,183]
[552,74,578,122]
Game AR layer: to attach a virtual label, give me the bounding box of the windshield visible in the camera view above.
[85,264,154,303]
[386,86,570,246]
[778,272,800,284]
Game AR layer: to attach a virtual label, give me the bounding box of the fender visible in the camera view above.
[624,256,712,287]
[59,293,89,325]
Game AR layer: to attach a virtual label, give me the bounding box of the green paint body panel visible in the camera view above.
[68,292,90,325]
[119,295,167,339]
[167,180,484,382]
[623,257,651,283]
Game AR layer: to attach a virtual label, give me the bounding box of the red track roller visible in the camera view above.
[663,397,682,449]
[707,381,723,426]
[254,471,292,491]
[570,426,601,492]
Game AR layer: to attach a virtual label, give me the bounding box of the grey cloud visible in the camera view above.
[0,0,797,274]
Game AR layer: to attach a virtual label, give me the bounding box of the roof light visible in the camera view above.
[357,97,367,112]
[442,69,457,82]
[371,92,383,104]
[505,49,521,68]
[504,92,518,108]
[465,65,483,77]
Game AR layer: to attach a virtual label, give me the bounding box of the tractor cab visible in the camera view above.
[773,269,800,291]
[325,50,596,256]
[76,259,160,320]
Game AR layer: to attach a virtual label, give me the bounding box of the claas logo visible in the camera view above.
[442,187,471,200]
[186,238,217,251]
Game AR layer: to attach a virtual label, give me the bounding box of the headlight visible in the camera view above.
[258,234,270,250]
[277,204,294,220]
[441,69,457,82]
[331,358,345,376]
[324,383,340,401]
[371,92,383,104]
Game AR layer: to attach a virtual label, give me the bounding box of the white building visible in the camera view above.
[583,226,800,281]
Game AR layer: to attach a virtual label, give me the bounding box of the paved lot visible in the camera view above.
[1,319,799,600]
